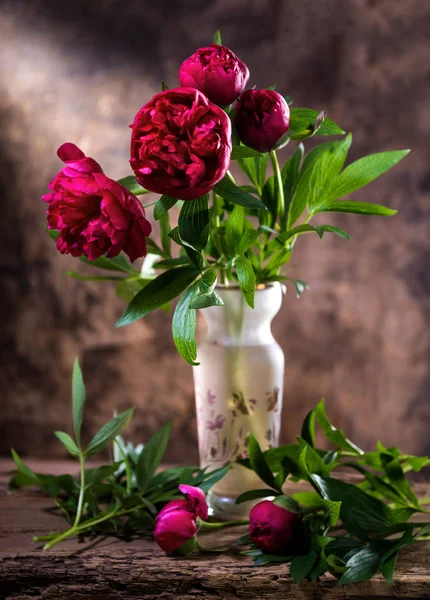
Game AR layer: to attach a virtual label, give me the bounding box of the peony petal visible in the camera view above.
[178,484,208,520]
[154,509,197,553]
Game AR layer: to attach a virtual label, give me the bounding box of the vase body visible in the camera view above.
[193,283,285,519]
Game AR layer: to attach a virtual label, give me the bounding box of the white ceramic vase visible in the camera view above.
[193,282,285,519]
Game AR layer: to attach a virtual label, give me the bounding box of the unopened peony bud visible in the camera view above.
[249,500,300,553]
[179,44,249,106]
[234,89,290,153]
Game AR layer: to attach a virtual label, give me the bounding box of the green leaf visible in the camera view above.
[289,278,309,298]
[116,175,149,195]
[289,108,345,137]
[136,421,172,492]
[290,551,317,583]
[297,438,330,477]
[235,255,256,308]
[198,465,231,494]
[339,546,382,585]
[159,211,172,258]
[301,409,316,447]
[231,146,263,159]
[172,283,199,365]
[213,29,222,44]
[154,195,177,221]
[178,195,210,251]
[322,149,410,203]
[313,475,395,539]
[289,135,352,226]
[323,499,342,526]
[235,489,277,504]
[225,205,244,254]
[288,110,327,140]
[80,253,136,274]
[315,399,363,455]
[199,269,217,294]
[281,144,304,224]
[65,272,123,281]
[248,433,277,490]
[115,277,151,303]
[381,552,397,585]
[115,267,199,327]
[273,495,301,513]
[214,177,266,210]
[11,450,41,487]
[85,408,135,456]
[238,229,261,254]
[316,201,397,217]
[190,291,224,309]
[261,175,277,225]
[72,359,86,447]
[325,553,349,574]
[380,456,418,506]
[54,431,80,457]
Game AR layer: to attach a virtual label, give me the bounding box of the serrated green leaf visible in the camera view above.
[72,359,85,447]
[136,421,172,492]
[154,195,177,221]
[248,433,277,491]
[235,255,256,308]
[316,201,397,217]
[54,431,80,457]
[214,177,266,210]
[85,408,135,456]
[115,266,199,327]
[116,175,149,195]
[290,551,317,583]
[178,195,210,251]
[172,283,199,365]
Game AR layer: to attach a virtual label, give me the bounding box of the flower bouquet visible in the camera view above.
[43,31,409,514]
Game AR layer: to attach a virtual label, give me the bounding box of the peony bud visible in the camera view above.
[234,89,290,153]
[154,507,198,553]
[178,484,209,520]
[249,500,300,553]
[179,43,249,106]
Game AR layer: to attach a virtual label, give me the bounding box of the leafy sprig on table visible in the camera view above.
[236,399,430,584]
[10,359,229,550]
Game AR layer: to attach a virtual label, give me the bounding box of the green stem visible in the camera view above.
[142,200,158,209]
[269,150,285,225]
[73,453,86,529]
[198,518,249,530]
[114,439,132,496]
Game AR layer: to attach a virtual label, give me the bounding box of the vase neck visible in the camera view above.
[200,283,283,347]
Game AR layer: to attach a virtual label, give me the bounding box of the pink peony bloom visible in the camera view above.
[43,143,151,262]
[179,43,249,106]
[130,87,232,200]
[178,484,209,520]
[154,508,198,553]
[155,499,193,521]
[249,500,299,553]
[234,89,290,153]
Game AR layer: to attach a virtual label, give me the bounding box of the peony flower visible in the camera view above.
[154,508,198,553]
[234,89,290,153]
[179,43,249,106]
[43,143,151,262]
[178,484,209,520]
[249,500,299,553]
[130,87,232,201]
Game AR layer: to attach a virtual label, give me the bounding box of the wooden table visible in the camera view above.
[1,460,430,599]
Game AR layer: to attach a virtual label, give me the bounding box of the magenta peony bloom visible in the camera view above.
[249,500,299,553]
[155,499,193,521]
[154,508,198,553]
[179,43,249,106]
[43,143,151,262]
[234,89,290,153]
[130,87,232,201]
[178,484,209,520]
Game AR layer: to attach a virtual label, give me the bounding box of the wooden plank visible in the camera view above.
[1,460,430,599]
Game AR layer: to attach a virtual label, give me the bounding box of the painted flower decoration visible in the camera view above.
[130,87,232,200]
[43,143,151,262]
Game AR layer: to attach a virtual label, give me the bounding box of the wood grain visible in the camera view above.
[1,460,430,599]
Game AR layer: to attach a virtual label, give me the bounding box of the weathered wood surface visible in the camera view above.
[1,460,430,600]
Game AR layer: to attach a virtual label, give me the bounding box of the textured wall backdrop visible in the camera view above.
[0,0,429,462]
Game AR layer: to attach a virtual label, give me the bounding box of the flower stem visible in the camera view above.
[73,453,86,529]
[269,150,285,225]
[199,518,249,530]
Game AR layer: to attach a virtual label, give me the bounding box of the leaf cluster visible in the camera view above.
[236,399,430,585]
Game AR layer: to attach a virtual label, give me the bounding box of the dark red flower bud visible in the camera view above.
[234,89,290,153]
[249,500,299,553]
[179,43,249,106]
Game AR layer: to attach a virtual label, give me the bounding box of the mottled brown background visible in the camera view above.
[0,0,429,462]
